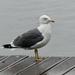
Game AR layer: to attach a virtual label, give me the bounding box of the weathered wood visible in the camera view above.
[62,65,75,75]
[0,57,35,75]
[0,56,74,75]
[0,56,8,61]
[64,67,75,75]
[0,55,27,72]
[43,57,75,75]
[16,57,66,75]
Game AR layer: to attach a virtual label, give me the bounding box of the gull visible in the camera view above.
[2,15,55,61]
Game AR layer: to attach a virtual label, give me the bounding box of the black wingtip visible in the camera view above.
[2,44,12,48]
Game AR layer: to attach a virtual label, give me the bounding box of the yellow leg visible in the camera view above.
[34,49,43,62]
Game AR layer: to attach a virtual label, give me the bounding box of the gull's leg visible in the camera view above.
[34,49,43,62]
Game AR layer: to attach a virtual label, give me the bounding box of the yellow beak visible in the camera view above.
[49,20,55,23]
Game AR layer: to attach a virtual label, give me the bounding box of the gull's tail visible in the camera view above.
[1,44,17,48]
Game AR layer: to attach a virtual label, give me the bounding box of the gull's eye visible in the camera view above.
[44,18,47,20]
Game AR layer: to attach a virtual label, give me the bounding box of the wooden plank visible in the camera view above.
[0,56,4,59]
[0,55,27,72]
[64,67,75,75]
[0,56,75,75]
[43,57,75,75]
[0,57,35,75]
[62,65,75,75]
[0,56,8,61]
[16,57,66,75]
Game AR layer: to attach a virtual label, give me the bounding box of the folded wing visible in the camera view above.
[13,28,44,48]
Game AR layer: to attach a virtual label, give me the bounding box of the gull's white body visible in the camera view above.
[31,24,52,49]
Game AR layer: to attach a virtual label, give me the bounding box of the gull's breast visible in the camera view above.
[31,24,52,49]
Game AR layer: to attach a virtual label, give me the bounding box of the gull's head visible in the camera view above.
[39,15,55,24]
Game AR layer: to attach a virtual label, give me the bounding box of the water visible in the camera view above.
[0,0,75,56]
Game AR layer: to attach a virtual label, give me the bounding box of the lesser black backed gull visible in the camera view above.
[2,15,55,61]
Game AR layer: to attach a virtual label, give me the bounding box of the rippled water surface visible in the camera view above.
[0,0,75,56]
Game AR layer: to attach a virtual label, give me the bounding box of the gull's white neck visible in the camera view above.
[32,23,52,48]
[37,23,52,34]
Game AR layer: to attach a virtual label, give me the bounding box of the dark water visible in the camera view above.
[0,0,75,56]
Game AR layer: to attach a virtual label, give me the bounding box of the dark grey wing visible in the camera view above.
[13,28,44,48]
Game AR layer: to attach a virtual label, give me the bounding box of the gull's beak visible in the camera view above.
[49,20,55,23]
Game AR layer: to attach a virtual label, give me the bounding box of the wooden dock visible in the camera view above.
[0,56,74,75]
